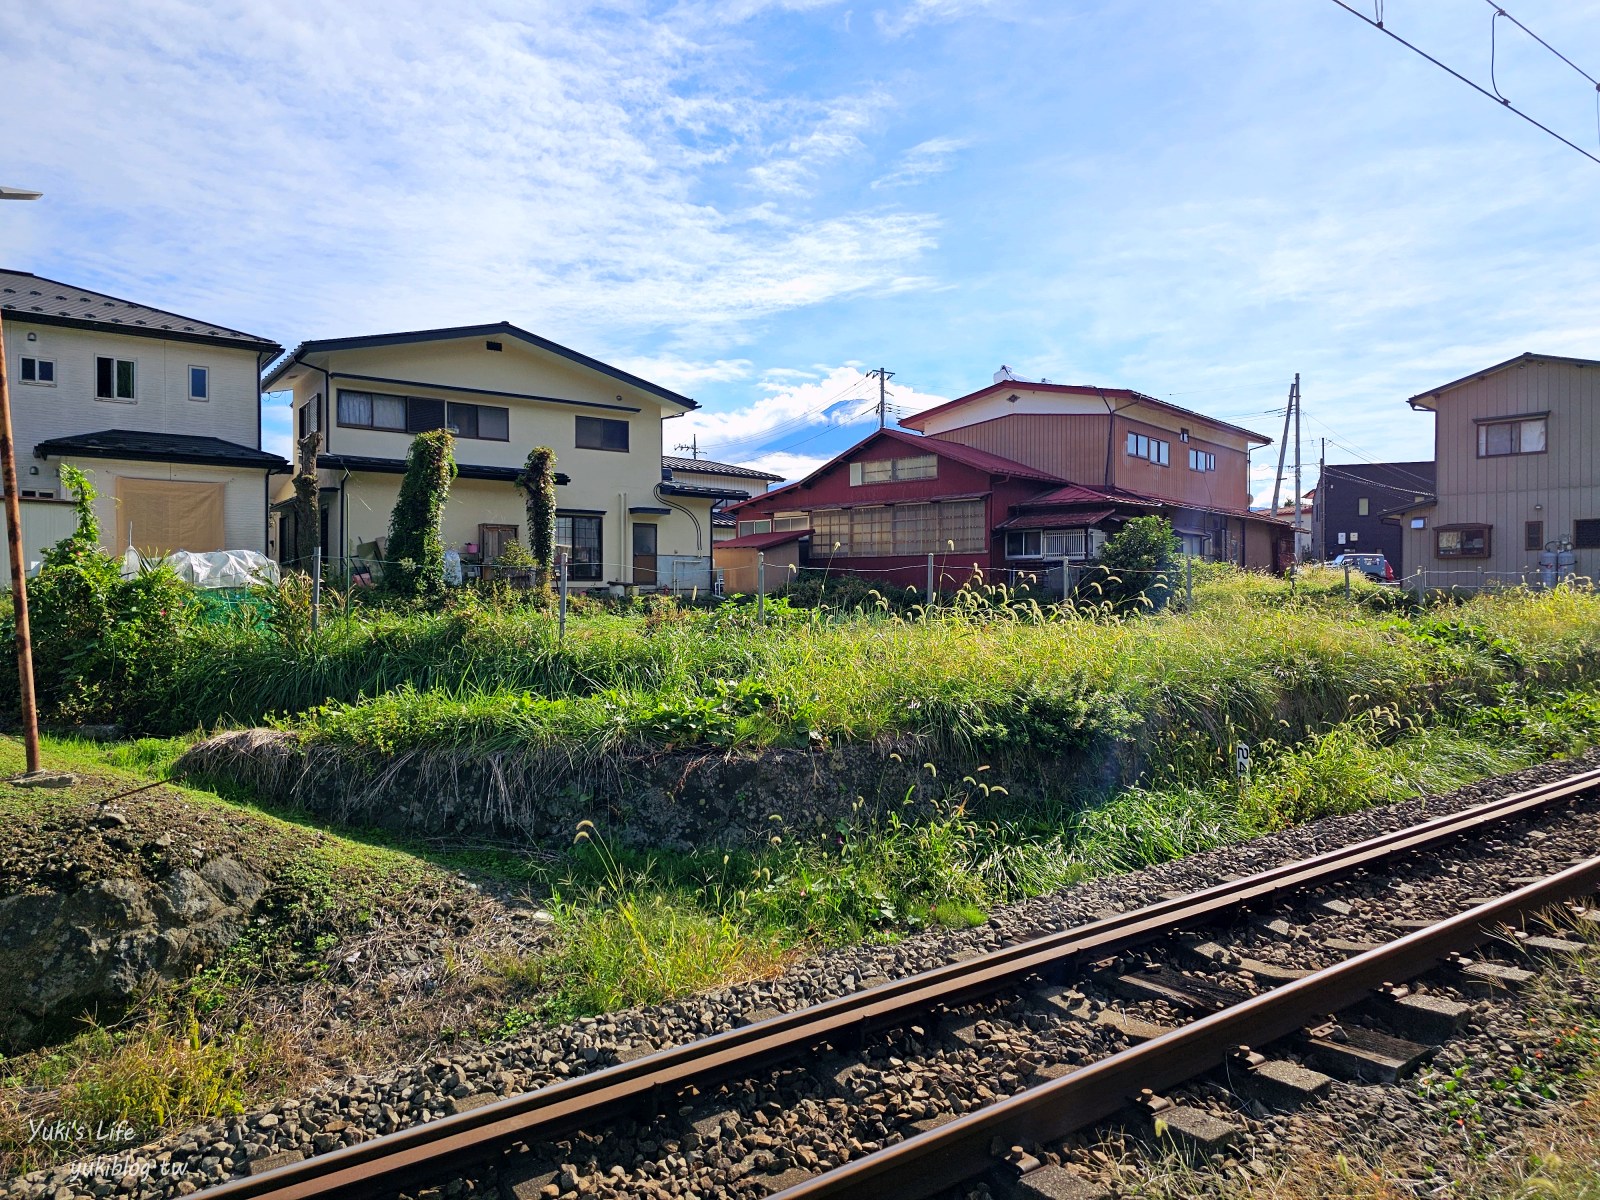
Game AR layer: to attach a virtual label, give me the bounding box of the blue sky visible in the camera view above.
[6,0,1599,501]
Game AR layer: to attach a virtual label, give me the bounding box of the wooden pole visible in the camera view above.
[0,317,40,774]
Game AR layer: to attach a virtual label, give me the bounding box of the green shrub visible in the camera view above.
[1076,515,1182,613]
[384,429,456,599]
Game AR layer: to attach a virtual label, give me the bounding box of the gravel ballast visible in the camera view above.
[6,749,1600,1200]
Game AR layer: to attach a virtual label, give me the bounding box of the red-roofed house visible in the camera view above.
[723,373,1294,593]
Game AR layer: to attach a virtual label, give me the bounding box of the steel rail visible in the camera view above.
[195,766,1600,1200]
[772,854,1600,1199]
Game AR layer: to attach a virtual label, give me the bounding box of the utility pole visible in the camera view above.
[868,367,895,430]
[0,184,42,778]
[1292,373,1302,564]
[1315,437,1326,563]
[674,436,703,460]
[1269,377,1294,518]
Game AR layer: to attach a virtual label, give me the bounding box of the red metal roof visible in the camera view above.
[716,529,807,550]
[899,381,1272,444]
[722,428,1060,514]
[995,509,1119,531]
[1026,482,1162,507]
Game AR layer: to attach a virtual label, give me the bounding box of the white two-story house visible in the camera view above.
[263,324,729,591]
[1,268,286,573]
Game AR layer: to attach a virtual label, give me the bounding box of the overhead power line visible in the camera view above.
[1327,0,1600,166]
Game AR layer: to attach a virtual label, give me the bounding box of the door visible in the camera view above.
[479,523,519,566]
[632,523,658,587]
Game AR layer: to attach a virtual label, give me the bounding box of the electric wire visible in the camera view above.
[1326,0,1600,166]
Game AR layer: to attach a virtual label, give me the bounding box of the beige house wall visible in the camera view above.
[273,334,711,588]
[1405,359,1600,586]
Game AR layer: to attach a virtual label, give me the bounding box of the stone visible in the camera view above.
[246,1150,305,1175]
[10,771,77,788]
[448,1092,499,1115]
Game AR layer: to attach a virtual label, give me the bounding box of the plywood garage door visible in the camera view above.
[115,477,226,555]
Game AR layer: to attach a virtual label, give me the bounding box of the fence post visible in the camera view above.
[311,545,322,632]
[558,551,568,641]
[1184,555,1193,610]
[1413,570,1425,605]
[1344,560,1351,599]
[926,552,935,604]
[757,551,766,623]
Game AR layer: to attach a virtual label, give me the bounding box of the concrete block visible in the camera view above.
[1384,993,1471,1042]
[1094,1010,1174,1044]
[1154,1105,1239,1152]
[1457,960,1537,994]
[246,1150,305,1175]
[1009,1165,1109,1199]
[1237,1059,1333,1108]
[448,1092,500,1115]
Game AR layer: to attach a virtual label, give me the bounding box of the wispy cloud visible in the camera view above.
[874,0,1002,38]
[871,136,970,188]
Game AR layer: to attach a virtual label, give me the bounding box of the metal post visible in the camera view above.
[0,315,39,774]
[311,545,322,632]
[1184,555,1193,610]
[757,551,766,623]
[1344,561,1351,598]
[926,552,935,604]
[1060,557,1070,603]
[1292,373,1302,566]
[558,551,568,640]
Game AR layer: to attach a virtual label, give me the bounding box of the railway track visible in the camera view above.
[194,765,1600,1200]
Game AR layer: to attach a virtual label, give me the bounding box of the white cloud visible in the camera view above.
[4,0,942,353]
[871,136,970,189]
[741,450,833,482]
[671,363,953,469]
[612,356,756,393]
[874,0,1002,37]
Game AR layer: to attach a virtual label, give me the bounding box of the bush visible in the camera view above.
[384,430,457,599]
[1076,515,1181,612]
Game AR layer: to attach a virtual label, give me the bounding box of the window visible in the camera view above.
[188,365,209,401]
[1126,432,1169,466]
[737,520,772,537]
[853,506,892,556]
[811,509,850,555]
[95,356,136,400]
[1477,415,1547,457]
[1005,531,1042,558]
[938,500,986,553]
[576,415,629,452]
[1357,497,1370,517]
[1437,525,1490,558]
[336,390,507,439]
[1575,519,1600,549]
[893,503,937,554]
[555,514,603,580]
[1187,449,1215,472]
[849,455,938,486]
[773,512,809,532]
[1526,521,1544,552]
[298,397,319,439]
[19,357,54,385]
[1043,529,1088,558]
[1348,531,1359,543]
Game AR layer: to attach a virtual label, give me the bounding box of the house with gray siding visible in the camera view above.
[1397,353,1600,587]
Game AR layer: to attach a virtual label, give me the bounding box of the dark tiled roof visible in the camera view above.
[35,429,289,471]
[658,481,750,500]
[1,269,280,353]
[995,509,1120,531]
[263,323,695,408]
[318,453,569,485]
[662,455,784,481]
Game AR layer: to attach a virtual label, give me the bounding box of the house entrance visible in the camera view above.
[632,523,658,586]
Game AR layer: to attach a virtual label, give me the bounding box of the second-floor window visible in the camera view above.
[20,357,54,385]
[1127,432,1169,466]
[1477,415,1546,457]
[188,366,209,401]
[849,455,938,485]
[1187,449,1215,472]
[96,356,136,401]
[576,415,629,452]
[337,390,508,440]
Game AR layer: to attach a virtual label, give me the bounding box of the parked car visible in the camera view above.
[1329,552,1394,582]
